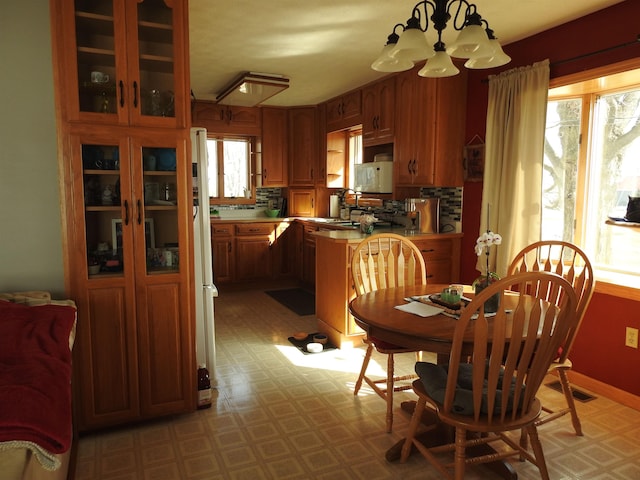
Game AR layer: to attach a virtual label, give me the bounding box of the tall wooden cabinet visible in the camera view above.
[260,107,288,187]
[395,68,466,187]
[288,107,318,186]
[51,0,195,431]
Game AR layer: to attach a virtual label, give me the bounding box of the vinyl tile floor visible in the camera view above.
[75,288,640,479]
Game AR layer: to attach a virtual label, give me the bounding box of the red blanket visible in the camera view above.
[0,300,75,454]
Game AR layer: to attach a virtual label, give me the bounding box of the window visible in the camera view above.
[347,130,362,190]
[206,136,254,201]
[542,68,640,279]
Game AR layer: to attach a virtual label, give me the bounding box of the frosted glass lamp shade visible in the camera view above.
[447,24,493,59]
[391,27,433,62]
[371,44,414,72]
[418,51,460,78]
[464,40,511,68]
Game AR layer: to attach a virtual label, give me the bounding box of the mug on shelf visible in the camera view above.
[91,71,109,83]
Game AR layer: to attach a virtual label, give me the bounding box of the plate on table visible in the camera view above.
[428,293,470,311]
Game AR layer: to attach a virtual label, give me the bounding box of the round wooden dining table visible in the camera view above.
[349,283,520,480]
[349,284,473,360]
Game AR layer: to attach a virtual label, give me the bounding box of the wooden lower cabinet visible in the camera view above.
[235,223,274,282]
[76,272,193,431]
[411,237,461,284]
[315,237,361,349]
[275,221,300,278]
[212,221,304,283]
[211,224,234,283]
[315,233,462,349]
[302,224,319,286]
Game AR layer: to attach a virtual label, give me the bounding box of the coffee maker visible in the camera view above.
[405,198,440,233]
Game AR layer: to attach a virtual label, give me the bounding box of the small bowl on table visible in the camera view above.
[264,209,280,218]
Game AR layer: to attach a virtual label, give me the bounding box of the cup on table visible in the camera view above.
[441,286,461,304]
[449,284,465,298]
[91,71,109,83]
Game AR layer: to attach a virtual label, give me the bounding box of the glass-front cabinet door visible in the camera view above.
[132,141,181,276]
[75,133,183,279]
[64,0,186,127]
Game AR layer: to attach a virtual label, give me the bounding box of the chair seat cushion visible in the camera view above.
[415,362,521,416]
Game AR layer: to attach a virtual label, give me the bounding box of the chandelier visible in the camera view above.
[371,0,511,78]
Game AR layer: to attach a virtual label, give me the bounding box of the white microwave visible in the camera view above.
[354,161,393,193]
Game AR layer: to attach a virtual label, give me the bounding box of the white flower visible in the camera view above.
[359,214,377,225]
[475,230,502,256]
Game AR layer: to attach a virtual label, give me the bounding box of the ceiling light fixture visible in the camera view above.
[371,0,510,78]
[216,72,290,107]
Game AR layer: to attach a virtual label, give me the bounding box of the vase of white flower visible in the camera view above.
[473,230,502,313]
[359,213,377,234]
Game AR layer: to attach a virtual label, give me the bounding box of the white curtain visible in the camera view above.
[477,59,550,278]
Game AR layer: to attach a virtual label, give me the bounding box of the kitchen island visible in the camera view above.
[313,229,462,349]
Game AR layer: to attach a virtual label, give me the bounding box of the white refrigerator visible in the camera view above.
[191,127,218,385]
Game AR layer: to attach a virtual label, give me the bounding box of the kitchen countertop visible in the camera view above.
[210,216,462,238]
[311,228,463,242]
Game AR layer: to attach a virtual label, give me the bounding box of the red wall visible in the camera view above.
[461,0,640,395]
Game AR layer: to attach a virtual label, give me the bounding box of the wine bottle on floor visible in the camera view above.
[197,364,212,409]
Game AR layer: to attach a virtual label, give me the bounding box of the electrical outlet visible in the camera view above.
[625,327,638,349]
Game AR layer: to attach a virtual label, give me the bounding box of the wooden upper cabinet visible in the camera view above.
[394,68,466,187]
[260,107,288,187]
[326,130,348,188]
[288,107,318,186]
[288,189,316,217]
[394,69,435,186]
[326,90,362,131]
[431,71,467,186]
[192,101,261,135]
[362,77,395,146]
[52,0,189,128]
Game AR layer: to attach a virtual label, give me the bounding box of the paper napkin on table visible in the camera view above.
[394,302,444,318]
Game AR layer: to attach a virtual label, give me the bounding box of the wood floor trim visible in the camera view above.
[569,370,640,411]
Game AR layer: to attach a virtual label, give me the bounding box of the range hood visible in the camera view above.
[215,72,289,107]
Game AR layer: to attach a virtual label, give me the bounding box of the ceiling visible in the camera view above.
[188,0,624,107]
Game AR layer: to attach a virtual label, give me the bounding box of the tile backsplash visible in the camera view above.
[212,186,463,233]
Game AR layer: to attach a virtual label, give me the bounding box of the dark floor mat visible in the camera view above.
[265,288,315,316]
[545,380,596,402]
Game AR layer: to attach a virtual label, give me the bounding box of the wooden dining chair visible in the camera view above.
[401,271,578,480]
[508,240,594,440]
[351,233,427,433]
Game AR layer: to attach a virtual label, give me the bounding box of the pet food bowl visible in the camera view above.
[293,331,308,341]
[306,342,323,353]
[312,334,328,345]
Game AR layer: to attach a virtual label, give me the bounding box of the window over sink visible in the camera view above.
[207,136,255,202]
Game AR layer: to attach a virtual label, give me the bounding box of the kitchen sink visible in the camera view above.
[313,218,354,225]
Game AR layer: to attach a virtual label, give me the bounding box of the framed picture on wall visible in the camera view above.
[463,143,485,182]
[112,218,155,252]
